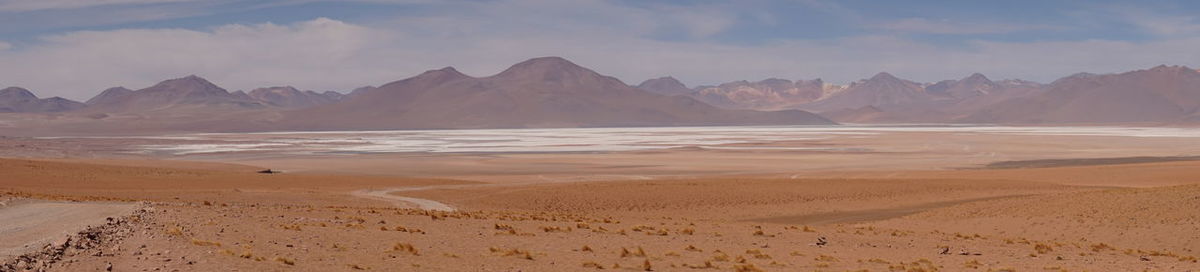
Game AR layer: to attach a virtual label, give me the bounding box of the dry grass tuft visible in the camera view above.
[620,247,648,258]
[582,261,605,269]
[393,225,425,234]
[541,225,571,233]
[1090,243,1115,252]
[684,261,717,269]
[1034,243,1054,254]
[164,226,184,236]
[814,254,839,262]
[190,239,221,247]
[963,259,982,269]
[391,243,420,256]
[490,247,535,260]
[274,257,295,266]
[746,249,771,259]
[733,264,765,272]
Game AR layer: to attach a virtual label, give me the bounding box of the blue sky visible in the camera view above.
[1,0,1198,100]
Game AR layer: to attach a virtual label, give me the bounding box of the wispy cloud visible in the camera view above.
[0,0,198,12]
[874,18,1062,35]
[1119,12,1200,37]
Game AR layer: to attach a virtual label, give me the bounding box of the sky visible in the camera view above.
[0,0,1199,100]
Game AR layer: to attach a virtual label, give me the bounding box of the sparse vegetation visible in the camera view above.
[391,243,420,256]
[274,257,296,265]
[190,238,221,247]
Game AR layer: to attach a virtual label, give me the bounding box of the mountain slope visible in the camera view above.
[85,87,135,105]
[691,78,826,110]
[247,86,342,108]
[798,72,930,113]
[964,65,1200,124]
[84,75,266,113]
[636,76,693,96]
[0,87,86,113]
[286,57,834,130]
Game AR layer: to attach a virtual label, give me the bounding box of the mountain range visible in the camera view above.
[282,57,831,130]
[0,57,833,135]
[638,65,1200,124]
[0,87,86,113]
[0,57,1197,135]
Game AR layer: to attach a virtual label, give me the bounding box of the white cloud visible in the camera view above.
[0,41,10,50]
[1124,14,1200,37]
[0,0,196,12]
[875,18,1060,35]
[0,18,403,98]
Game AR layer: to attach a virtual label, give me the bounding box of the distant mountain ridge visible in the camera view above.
[2,59,1199,134]
[83,75,267,113]
[964,65,1200,124]
[247,86,343,108]
[0,87,86,113]
[636,64,1200,124]
[284,56,834,130]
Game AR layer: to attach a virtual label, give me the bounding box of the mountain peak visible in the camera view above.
[410,66,471,84]
[0,87,37,100]
[869,72,899,81]
[638,76,685,87]
[102,86,132,93]
[959,73,996,87]
[1146,64,1196,74]
[496,56,594,79]
[645,76,680,82]
[964,73,990,82]
[85,87,134,105]
[154,75,222,92]
[515,56,576,67]
[637,76,692,96]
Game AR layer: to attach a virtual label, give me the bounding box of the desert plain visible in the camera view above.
[2,125,1200,272]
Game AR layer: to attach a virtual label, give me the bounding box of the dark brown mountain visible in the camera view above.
[691,78,827,110]
[84,75,266,112]
[247,86,342,108]
[963,65,1200,124]
[636,76,693,96]
[0,87,86,113]
[285,57,834,130]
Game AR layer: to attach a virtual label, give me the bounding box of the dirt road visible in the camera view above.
[0,200,138,259]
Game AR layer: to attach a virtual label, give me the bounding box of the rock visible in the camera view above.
[52,236,71,249]
[105,263,113,271]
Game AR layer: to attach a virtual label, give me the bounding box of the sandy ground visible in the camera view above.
[2,129,1200,271]
[0,200,138,259]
